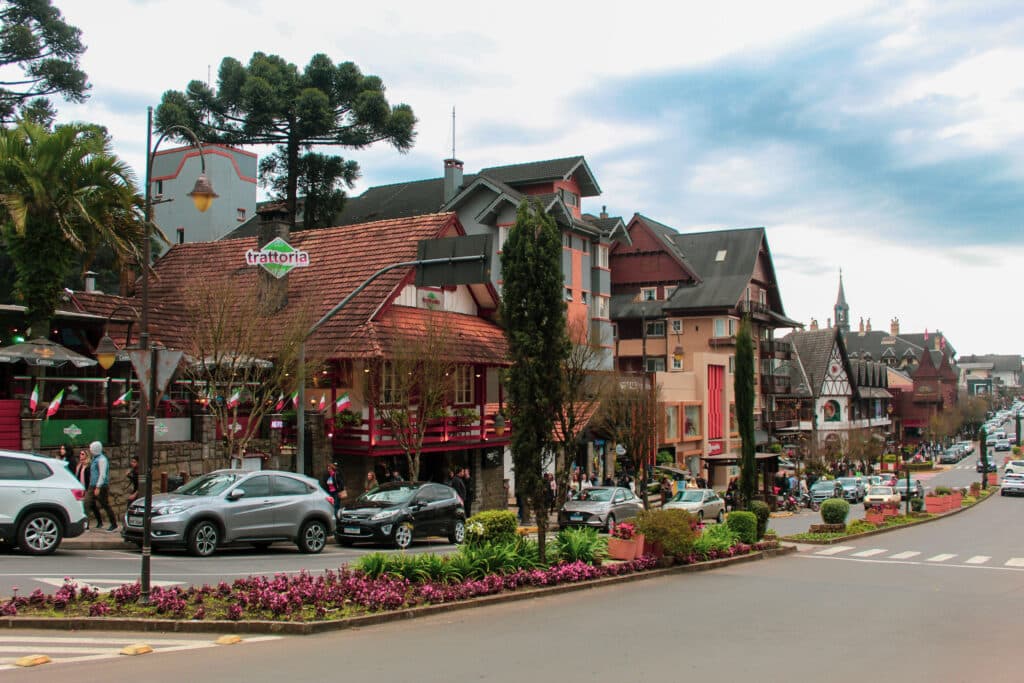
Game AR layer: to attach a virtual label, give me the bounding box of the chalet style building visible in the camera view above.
[608,215,801,480]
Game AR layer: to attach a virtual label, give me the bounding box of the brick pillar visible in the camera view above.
[21,417,40,451]
[308,411,329,479]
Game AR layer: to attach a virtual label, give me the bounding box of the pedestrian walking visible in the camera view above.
[321,462,346,515]
[87,441,117,531]
[448,468,467,504]
[460,467,473,516]
[55,443,74,469]
[125,455,140,505]
[74,449,91,528]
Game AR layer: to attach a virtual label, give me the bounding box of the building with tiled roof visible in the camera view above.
[957,354,1022,393]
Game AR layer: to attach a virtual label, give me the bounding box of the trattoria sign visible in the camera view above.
[245,237,310,279]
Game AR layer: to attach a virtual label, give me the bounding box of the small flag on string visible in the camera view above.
[317,395,326,412]
[335,393,351,412]
[274,392,286,411]
[113,389,132,406]
[29,384,39,412]
[226,389,241,409]
[45,389,64,419]
[290,390,299,408]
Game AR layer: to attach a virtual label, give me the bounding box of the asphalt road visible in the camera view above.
[4,488,1021,681]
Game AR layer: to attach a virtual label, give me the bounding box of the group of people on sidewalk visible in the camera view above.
[52,441,135,532]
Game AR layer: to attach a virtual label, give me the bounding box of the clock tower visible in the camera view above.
[834,270,850,335]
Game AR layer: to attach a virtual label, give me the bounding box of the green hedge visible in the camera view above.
[820,498,851,525]
[910,497,924,512]
[726,511,757,544]
[465,510,519,546]
[636,508,698,557]
[749,500,770,540]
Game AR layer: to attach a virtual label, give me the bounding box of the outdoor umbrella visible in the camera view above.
[0,337,97,368]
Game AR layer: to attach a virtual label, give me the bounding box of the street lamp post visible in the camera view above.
[132,106,217,603]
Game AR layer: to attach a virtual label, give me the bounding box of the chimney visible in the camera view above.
[443,158,464,203]
[600,205,608,219]
[866,318,872,332]
[177,227,185,245]
[255,203,291,313]
[858,317,864,334]
[827,317,832,329]
[890,317,899,336]
[810,318,819,331]
[84,271,97,293]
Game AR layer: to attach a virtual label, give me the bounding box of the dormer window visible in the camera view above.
[716,250,727,262]
[641,287,657,301]
[559,188,578,207]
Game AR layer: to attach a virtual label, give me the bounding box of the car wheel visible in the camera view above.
[187,521,219,557]
[393,521,414,550]
[297,519,328,554]
[18,511,62,555]
[716,509,724,524]
[604,514,615,533]
[252,542,272,552]
[448,519,465,544]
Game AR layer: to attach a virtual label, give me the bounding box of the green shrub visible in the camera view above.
[554,527,607,565]
[635,509,698,557]
[820,498,851,525]
[962,495,977,505]
[934,486,952,495]
[846,520,877,534]
[726,511,757,544]
[910,497,924,512]
[749,500,770,540]
[693,523,739,557]
[456,540,542,577]
[354,552,465,583]
[464,510,519,546]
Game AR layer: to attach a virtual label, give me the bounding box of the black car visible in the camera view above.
[894,479,925,500]
[336,481,465,549]
[977,458,999,473]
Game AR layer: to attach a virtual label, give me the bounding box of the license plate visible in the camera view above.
[343,526,361,535]
[569,514,583,521]
[127,514,144,528]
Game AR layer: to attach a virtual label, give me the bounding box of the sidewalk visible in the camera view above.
[63,527,134,551]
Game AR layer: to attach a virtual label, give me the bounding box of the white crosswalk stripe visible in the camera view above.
[815,545,854,556]
[888,551,921,560]
[0,635,281,670]
[965,556,991,565]
[851,548,887,558]
[926,554,957,562]
[1005,558,1024,567]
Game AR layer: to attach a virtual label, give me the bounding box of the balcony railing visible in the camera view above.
[709,335,737,348]
[331,405,510,456]
[737,300,773,317]
[759,339,793,359]
[760,374,791,394]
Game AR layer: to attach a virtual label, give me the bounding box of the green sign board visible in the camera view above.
[245,237,311,279]
[40,419,107,448]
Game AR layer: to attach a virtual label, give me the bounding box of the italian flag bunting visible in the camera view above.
[113,389,132,406]
[274,392,286,411]
[226,389,241,409]
[317,394,326,412]
[335,393,351,412]
[45,389,64,419]
[29,384,39,412]
[290,390,299,408]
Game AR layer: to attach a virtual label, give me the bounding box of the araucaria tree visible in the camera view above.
[0,120,141,335]
[156,52,416,226]
[735,316,757,508]
[364,313,457,482]
[180,280,312,461]
[0,0,90,124]
[501,200,569,562]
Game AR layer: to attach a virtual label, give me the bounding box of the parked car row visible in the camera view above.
[940,441,974,464]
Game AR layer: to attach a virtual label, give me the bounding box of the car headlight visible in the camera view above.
[154,504,194,516]
[371,509,399,521]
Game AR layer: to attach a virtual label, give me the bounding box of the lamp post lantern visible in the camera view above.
[131,106,216,604]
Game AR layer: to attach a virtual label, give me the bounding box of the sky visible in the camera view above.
[49,0,1024,356]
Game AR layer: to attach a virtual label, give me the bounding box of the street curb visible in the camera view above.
[0,547,794,635]
[781,488,1000,545]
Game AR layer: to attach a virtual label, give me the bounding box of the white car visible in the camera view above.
[863,486,901,507]
[1004,460,1024,476]
[1001,474,1024,497]
[0,450,87,554]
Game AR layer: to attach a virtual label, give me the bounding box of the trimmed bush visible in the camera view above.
[726,511,757,544]
[554,527,607,565]
[635,509,698,557]
[910,497,924,512]
[749,500,770,540]
[465,510,519,546]
[820,498,851,525]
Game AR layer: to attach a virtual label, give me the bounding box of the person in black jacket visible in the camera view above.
[448,469,467,504]
[460,467,474,516]
[321,462,346,515]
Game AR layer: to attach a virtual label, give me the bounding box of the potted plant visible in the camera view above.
[607,521,643,560]
[333,409,362,431]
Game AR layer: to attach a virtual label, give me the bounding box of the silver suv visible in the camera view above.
[0,449,87,554]
[122,469,335,556]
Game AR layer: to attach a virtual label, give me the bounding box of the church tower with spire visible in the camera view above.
[834,270,850,335]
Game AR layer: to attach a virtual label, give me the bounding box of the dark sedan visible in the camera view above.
[336,482,465,549]
[894,479,925,500]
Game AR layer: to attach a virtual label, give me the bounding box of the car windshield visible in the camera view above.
[175,472,242,496]
[578,488,613,502]
[838,478,857,486]
[672,490,704,503]
[811,481,834,491]
[868,487,893,495]
[359,485,417,505]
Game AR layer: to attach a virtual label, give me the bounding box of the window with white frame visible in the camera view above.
[728,318,737,335]
[759,288,767,305]
[596,244,609,269]
[565,288,573,301]
[664,285,677,300]
[381,362,399,404]
[594,296,609,319]
[672,354,682,370]
[498,225,510,251]
[641,287,657,301]
[562,233,572,248]
[714,318,727,337]
[728,356,735,374]
[671,319,682,334]
[454,365,474,404]
[646,357,666,373]
[646,320,666,337]
[581,291,588,305]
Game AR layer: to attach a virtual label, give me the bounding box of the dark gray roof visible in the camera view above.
[955,354,1018,372]
[609,294,671,319]
[843,330,956,365]
[337,176,458,226]
[478,156,600,197]
[782,328,839,397]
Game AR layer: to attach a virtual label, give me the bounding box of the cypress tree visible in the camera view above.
[735,317,757,508]
[500,200,569,561]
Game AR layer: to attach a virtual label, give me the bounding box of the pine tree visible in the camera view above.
[735,317,757,508]
[500,200,569,561]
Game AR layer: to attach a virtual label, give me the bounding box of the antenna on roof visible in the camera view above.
[451,106,456,160]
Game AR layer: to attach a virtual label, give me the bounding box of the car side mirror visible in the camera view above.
[227,488,245,501]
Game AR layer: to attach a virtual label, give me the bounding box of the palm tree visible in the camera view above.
[0,119,144,334]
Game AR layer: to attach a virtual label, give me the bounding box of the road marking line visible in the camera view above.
[889,551,920,560]
[851,548,887,558]
[0,637,209,645]
[815,545,854,556]
[1005,558,1024,567]
[32,577,183,592]
[926,554,957,562]
[965,556,991,565]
